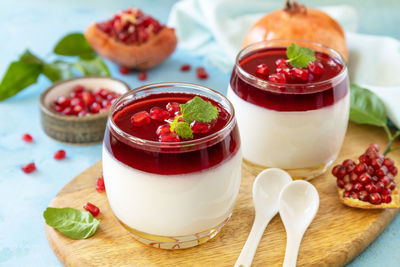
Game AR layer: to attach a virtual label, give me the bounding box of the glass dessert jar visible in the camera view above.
[103,82,242,249]
[228,39,349,179]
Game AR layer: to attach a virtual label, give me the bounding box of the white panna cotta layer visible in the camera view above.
[227,85,349,169]
[102,146,242,237]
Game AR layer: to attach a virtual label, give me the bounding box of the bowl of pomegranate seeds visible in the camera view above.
[40,76,129,144]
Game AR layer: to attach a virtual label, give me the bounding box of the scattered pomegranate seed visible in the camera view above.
[268,73,286,83]
[190,121,211,134]
[156,124,171,136]
[96,176,106,192]
[166,102,180,116]
[90,102,101,114]
[62,107,74,116]
[22,162,36,174]
[22,133,34,143]
[119,66,130,75]
[292,68,309,81]
[131,111,151,127]
[308,61,324,74]
[138,72,147,81]
[159,133,180,142]
[196,67,208,79]
[150,107,170,121]
[54,150,66,160]
[275,58,288,68]
[180,64,191,71]
[74,85,84,94]
[83,202,100,217]
[55,96,70,107]
[255,64,269,76]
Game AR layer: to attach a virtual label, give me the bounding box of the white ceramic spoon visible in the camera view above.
[235,168,292,267]
[279,180,319,267]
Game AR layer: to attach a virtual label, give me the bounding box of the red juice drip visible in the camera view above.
[105,93,240,175]
[230,47,349,111]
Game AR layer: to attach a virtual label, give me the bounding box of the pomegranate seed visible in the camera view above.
[78,110,89,117]
[275,58,288,68]
[73,105,84,115]
[367,166,375,176]
[358,173,371,184]
[292,68,309,81]
[138,71,147,81]
[55,96,70,107]
[159,133,180,142]
[268,73,286,83]
[131,111,151,127]
[337,179,345,188]
[358,190,369,202]
[350,173,359,183]
[82,91,95,107]
[54,150,66,160]
[255,64,269,76]
[342,159,354,167]
[90,102,101,114]
[382,194,392,204]
[70,98,84,107]
[390,166,398,176]
[308,61,324,74]
[99,89,110,99]
[74,85,84,94]
[276,67,292,79]
[22,133,34,143]
[380,176,391,187]
[83,202,100,217]
[21,162,36,174]
[180,64,191,71]
[343,175,350,184]
[375,181,385,193]
[354,163,367,175]
[96,176,105,192]
[344,183,353,192]
[332,165,341,177]
[343,190,351,198]
[196,67,208,79]
[166,102,180,116]
[119,66,130,75]
[388,181,396,190]
[350,192,358,199]
[62,107,74,115]
[376,166,388,177]
[366,144,380,153]
[156,124,171,136]
[365,183,377,193]
[369,193,382,205]
[359,154,370,165]
[343,159,356,173]
[381,188,391,197]
[370,158,383,170]
[150,107,170,121]
[383,158,394,168]
[353,182,364,192]
[55,105,64,112]
[190,121,211,134]
[337,166,347,178]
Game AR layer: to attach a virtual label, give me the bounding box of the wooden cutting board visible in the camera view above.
[45,122,400,267]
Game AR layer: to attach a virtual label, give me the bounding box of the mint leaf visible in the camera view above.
[169,115,182,133]
[286,43,315,68]
[175,122,193,139]
[350,84,387,127]
[54,33,94,57]
[74,56,110,77]
[0,61,42,101]
[180,96,218,123]
[43,60,74,82]
[43,207,100,239]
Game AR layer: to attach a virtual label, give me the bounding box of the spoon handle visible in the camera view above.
[234,214,274,267]
[282,233,303,267]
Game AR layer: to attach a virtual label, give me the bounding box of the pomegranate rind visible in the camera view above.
[242,8,348,61]
[85,24,177,70]
[338,188,400,209]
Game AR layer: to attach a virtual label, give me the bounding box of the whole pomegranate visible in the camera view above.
[243,0,348,61]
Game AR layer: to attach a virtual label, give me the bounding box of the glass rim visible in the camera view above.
[235,39,348,94]
[108,82,236,150]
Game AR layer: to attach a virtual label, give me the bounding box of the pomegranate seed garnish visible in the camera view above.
[380,176,391,187]
[131,111,151,127]
[358,173,371,184]
[22,133,34,143]
[138,71,147,81]
[365,183,377,193]
[308,61,324,74]
[255,64,269,76]
[375,181,385,193]
[180,64,191,72]
[276,67,292,79]
[381,188,391,197]
[159,133,180,142]
[22,162,36,174]
[358,190,369,201]
[369,193,382,205]
[196,67,208,79]
[376,166,388,177]
[83,202,100,217]
[190,121,211,134]
[332,165,341,177]
[366,144,380,153]
[367,166,375,176]
[359,154,370,165]
[119,66,130,75]
[336,166,347,178]
[353,182,364,192]
[96,176,105,192]
[370,158,383,170]
[292,68,309,81]
[54,150,66,160]
[156,124,171,136]
[275,58,288,68]
[150,107,170,121]
[166,102,180,116]
[354,163,367,175]
[268,73,286,84]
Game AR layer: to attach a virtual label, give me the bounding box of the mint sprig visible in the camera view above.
[286,43,316,68]
[175,122,193,139]
[180,96,218,124]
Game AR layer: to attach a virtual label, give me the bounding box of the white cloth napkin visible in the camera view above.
[168,0,400,128]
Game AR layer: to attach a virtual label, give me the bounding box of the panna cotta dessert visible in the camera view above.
[228,40,349,179]
[103,83,241,249]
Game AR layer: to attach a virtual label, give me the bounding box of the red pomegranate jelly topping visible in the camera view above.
[53,85,120,116]
[230,47,348,111]
[105,93,240,175]
[97,7,163,45]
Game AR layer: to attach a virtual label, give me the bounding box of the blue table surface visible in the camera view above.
[1,0,399,266]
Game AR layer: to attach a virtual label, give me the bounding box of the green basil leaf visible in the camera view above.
[180,96,218,123]
[0,61,42,101]
[43,60,74,82]
[43,207,100,239]
[54,33,94,57]
[286,43,315,68]
[350,84,387,127]
[175,121,193,139]
[74,56,110,77]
